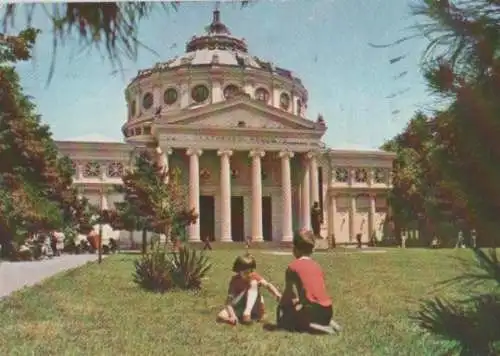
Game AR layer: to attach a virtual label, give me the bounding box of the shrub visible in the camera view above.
[414,248,500,355]
[170,246,212,290]
[133,243,211,293]
[133,244,174,293]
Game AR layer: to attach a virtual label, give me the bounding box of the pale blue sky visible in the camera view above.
[12,0,433,149]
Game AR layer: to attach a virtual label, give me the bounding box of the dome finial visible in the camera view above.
[206,1,230,35]
[213,1,221,23]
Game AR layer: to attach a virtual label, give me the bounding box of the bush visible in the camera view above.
[133,243,211,293]
[170,246,211,290]
[133,244,174,293]
[414,248,500,355]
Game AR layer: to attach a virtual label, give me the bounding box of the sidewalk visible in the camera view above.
[0,254,100,299]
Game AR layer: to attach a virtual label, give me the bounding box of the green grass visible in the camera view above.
[0,248,484,355]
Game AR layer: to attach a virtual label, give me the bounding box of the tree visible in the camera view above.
[1,1,251,83]
[382,111,455,244]
[413,0,500,245]
[400,1,500,354]
[0,28,81,258]
[102,150,197,254]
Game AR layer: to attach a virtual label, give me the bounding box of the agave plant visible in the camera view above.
[169,246,211,290]
[414,248,500,356]
[133,244,173,293]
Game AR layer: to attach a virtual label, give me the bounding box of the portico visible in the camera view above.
[157,145,325,243]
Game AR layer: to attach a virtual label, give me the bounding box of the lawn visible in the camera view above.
[0,248,482,355]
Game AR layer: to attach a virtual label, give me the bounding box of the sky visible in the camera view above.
[11,0,434,149]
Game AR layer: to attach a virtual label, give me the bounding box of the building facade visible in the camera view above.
[56,10,395,246]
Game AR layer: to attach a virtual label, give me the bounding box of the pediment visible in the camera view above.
[166,99,318,131]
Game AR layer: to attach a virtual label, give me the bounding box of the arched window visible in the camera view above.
[223,84,240,99]
[254,88,270,103]
[280,92,290,110]
[142,93,153,110]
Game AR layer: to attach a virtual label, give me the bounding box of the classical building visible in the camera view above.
[56,9,395,246]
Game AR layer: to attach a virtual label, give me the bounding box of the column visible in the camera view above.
[249,150,265,241]
[279,150,294,241]
[217,149,233,242]
[76,186,84,200]
[329,194,337,238]
[369,194,376,239]
[76,161,83,180]
[156,146,172,182]
[349,195,356,242]
[100,188,109,211]
[308,152,320,205]
[301,155,311,230]
[153,84,161,111]
[186,148,203,242]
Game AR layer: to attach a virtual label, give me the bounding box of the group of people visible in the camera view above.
[18,232,64,260]
[216,229,341,335]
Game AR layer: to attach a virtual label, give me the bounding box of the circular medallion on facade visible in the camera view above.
[163,88,178,105]
[255,87,270,103]
[83,161,101,178]
[191,84,210,103]
[142,93,154,110]
[335,167,348,183]
[280,92,290,110]
[130,100,136,117]
[107,162,124,178]
[223,84,240,99]
[355,168,368,183]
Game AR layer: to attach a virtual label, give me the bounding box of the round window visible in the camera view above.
[142,93,154,110]
[255,88,270,103]
[280,92,290,110]
[163,88,178,105]
[130,100,136,116]
[223,84,240,99]
[191,84,210,103]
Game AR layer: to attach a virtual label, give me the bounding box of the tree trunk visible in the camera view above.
[141,229,147,255]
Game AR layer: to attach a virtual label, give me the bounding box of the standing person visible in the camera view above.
[202,235,212,250]
[277,230,341,334]
[50,232,59,256]
[310,202,323,237]
[471,229,477,248]
[455,230,465,248]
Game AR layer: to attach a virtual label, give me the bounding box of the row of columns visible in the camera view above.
[300,152,320,231]
[159,147,307,242]
[329,193,378,240]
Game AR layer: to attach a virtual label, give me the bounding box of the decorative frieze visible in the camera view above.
[161,134,315,146]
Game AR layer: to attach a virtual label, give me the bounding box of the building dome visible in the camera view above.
[123,8,310,143]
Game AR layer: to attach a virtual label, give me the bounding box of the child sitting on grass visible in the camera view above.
[217,254,282,326]
[277,230,341,334]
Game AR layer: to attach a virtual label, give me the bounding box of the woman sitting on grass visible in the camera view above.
[277,229,342,334]
[217,254,282,326]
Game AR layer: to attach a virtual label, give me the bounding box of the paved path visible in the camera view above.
[0,254,99,299]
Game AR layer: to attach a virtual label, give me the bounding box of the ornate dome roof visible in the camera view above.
[166,9,263,69]
[134,8,304,86]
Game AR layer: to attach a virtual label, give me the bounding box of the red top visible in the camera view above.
[287,257,332,307]
[228,272,263,297]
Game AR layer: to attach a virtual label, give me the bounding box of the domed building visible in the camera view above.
[56,9,395,247]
